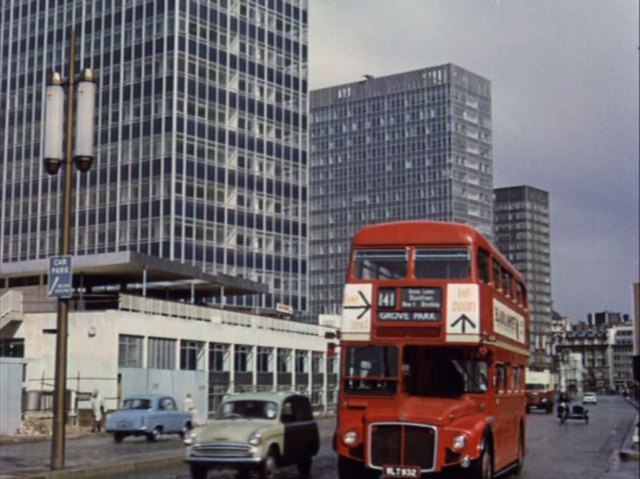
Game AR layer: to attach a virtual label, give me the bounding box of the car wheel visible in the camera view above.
[113,432,125,443]
[146,427,160,442]
[189,464,208,479]
[258,448,278,479]
[297,456,312,478]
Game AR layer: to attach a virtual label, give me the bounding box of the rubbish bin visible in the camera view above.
[23,390,42,411]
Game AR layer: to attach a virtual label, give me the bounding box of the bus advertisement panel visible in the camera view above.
[336,221,530,479]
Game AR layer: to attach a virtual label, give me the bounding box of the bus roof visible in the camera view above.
[351,221,524,283]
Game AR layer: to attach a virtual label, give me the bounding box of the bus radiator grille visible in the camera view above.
[370,423,436,471]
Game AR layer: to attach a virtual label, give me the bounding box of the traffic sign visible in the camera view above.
[48,256,73,298]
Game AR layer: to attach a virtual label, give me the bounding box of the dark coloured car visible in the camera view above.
[105,394,193,443]
[525,383,554,413]
[183,391,320,479]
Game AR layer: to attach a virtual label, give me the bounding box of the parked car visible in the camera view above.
[105,394,193,443]
[183,391,320,479]
[582,392,598,405]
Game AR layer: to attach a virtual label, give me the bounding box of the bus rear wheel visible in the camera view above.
[514,429,525,475]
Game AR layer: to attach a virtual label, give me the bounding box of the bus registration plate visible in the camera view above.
[382,465,421,478]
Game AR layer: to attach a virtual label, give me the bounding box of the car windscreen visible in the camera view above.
[122,398,152,409]
[526,383,546,391]
[217,400,278,420]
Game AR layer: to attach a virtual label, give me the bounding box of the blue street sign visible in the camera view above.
[48,256,73,298]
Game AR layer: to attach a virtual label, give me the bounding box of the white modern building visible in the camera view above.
[0,287,338,434]
[608,325,634,393]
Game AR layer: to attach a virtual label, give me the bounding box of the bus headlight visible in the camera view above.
[451,433,468,451]
[342,430,358,446]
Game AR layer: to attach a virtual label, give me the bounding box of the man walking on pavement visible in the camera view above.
[90,389,104,432]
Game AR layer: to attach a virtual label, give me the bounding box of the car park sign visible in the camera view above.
[48,255,73,298]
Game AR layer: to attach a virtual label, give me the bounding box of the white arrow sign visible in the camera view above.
[342,283,372,339]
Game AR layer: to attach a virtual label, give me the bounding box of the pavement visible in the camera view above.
[601,400,639,479]
[1,413,638,479]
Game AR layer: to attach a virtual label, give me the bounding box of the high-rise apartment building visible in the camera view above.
[494,185,552,369]
[309,64,494,317]
[1,0,308,312]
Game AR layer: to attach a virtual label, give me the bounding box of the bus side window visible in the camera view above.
[514,282,523,304]
[516,283,527,308]
[502,268,513,298]
[515,366,524,392]
[507,366,514,393]
[477,249,490,283]
[492,260,502,291]
[494,364,507,393]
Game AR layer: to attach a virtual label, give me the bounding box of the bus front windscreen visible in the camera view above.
[353,249,408,279]
[403,346,488,397]
[344,345,399,395]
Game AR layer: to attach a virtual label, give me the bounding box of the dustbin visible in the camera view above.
[23,390,42,411]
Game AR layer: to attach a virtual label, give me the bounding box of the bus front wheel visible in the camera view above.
[469,442,494,479]
[338,456,366,479]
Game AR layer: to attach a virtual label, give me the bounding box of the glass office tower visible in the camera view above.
[309,64,493,317]
[494,185,552,370]
[1,0,308,312]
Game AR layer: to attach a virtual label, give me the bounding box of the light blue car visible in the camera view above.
[105,394,193,443]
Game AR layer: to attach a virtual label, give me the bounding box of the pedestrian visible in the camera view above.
[184,393,197,415]
[90,389,104,432]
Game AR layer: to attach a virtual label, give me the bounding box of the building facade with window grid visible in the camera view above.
[1,0,309,313]
[309,64,494,317]
[494,185,552,370]
[6,292,338,423]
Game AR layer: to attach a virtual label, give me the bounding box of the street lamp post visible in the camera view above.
[43,29,96,471]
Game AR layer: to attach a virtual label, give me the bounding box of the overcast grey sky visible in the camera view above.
[307,0,639,323]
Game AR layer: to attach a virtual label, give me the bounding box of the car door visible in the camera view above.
[159,396,178,432]
[282,396,318,465]
[281,398,301,464]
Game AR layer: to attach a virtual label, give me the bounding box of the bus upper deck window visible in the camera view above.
[414,248,470,279]
[477,249,490,283]
[492,260,502,291]
[502,268,513,297]
[353,249,408,279]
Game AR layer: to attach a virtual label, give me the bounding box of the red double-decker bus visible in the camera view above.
[335,221,530,479]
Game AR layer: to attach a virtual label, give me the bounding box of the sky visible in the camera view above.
[307,0,639,323]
